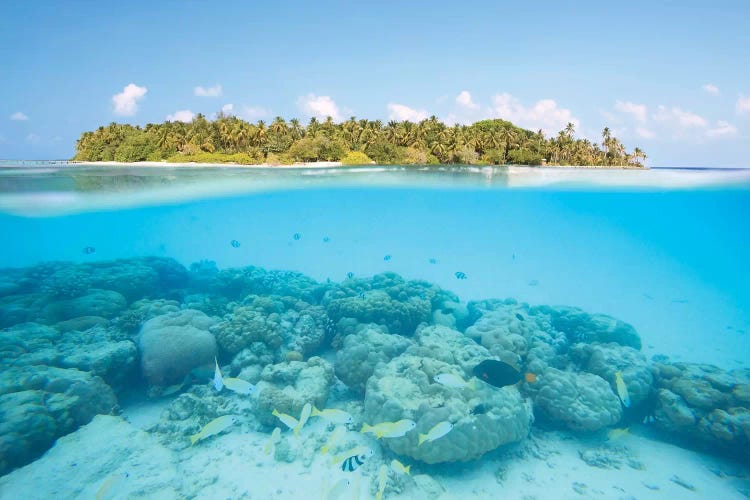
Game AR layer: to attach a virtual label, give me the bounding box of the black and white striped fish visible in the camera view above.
[340,450,373,472]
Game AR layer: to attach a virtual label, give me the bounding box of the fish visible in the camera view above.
[418,421,453,446]
[293,232,301,240]
[614,371,631,408]
[454,271,467,280]
[212,357,224,391]
[340,449,374,472]
[376,464,388,500]
[95,472,128,500]
[272,409,299,431]
[189,415,238,445]
[512,253,516,260]
[515,313,524,321]
[82,246,96,254]
[607,427,630,440]
[433,373,474,390]
[327,478,350,500]
[429,258,437,264]
[358,292,366,299]
[223,377,256,395]
[361,419,416,439]
[230,239,241,248]
[332,445,371,465]
[321,425,346,454]
[312,406,354,424]
[390,459,411,476]
[347,272,354,279]
[473,359,537,388]
[383,254,391,261]
[323,236,330,243]
[264,427,282,455]
[294,402,312,436]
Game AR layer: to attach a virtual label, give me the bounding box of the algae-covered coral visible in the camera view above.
[0,256,747,479]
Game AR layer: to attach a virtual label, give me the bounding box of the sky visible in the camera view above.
[1,0,749,167]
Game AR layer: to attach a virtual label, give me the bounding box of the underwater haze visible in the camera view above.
[0,165,749,499]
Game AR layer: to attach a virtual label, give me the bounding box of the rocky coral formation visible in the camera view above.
[652,362,750,460]
[137,309,217,385]
[533,368,623,432]
[255,357,335,426]
[335,323,413,393]
[363,325,531,463]
[0,366,117,475]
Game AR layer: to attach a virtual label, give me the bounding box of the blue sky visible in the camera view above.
[1,0,749,166]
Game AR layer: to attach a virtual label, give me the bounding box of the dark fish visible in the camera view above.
[230,240,241,248]
[383,255,391,261]
[82,246,96,254]
[527,279,539,287]
[346,272,354,279]
[293,233,301,240]
[515,313,524,321]
[358,292,365,299]
[341,453,369,472]
[454,272,467,280]
[429,258,437,264]
[473,359,523,388]
[323,236,330,243]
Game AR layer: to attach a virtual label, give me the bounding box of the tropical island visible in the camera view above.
[74,114,646,168]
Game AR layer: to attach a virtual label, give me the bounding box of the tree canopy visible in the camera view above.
[74,113,646,167]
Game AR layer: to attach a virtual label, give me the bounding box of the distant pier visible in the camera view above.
[0,159,81,167]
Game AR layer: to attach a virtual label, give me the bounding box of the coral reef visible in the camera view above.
[137,309,217,385]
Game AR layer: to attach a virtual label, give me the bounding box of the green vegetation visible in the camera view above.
[74,114,646,167]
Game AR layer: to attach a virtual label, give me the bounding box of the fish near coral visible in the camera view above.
[614,371,631,408]
[390,459,411,476]
[264,427,282,455]
[472,359,536,388]
[376,464,388,500]
[190,415,238,446]
[321,425,347,454]
[434,373,474,390]
[213,357,223,391]
[340,448,374,472]
[361,419,416,439]
[294,403,312,436]
[418,421,453,446]
[312,406,354,425]
[272,409,299,431]
[223,377,256,395]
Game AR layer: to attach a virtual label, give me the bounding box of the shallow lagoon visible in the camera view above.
[0,165,748,498]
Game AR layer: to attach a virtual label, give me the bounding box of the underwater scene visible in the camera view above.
[0,165,749,499]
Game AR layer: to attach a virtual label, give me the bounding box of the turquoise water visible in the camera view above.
[0,165,749,498]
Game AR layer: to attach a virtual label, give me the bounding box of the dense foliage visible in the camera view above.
[74,114,646,167]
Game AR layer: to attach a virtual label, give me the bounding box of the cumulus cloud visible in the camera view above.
[241,105,270,121]
[636,127,655,139]
[652,105,707,128]
[221,103,234,114]
[489,93,579,135]
[737,96,750,114]
[702,84,720,95]
[387,103,429,122]
[297,94,341,121]
[10,111,28,121]
[706,120,738,138]
[166,109,195,122]
[194,84,222,97]
[112,83,147,116]
[614,100,647,122]
[456,90,479,110]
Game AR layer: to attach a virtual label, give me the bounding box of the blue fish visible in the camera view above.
[359,292,365,299]
[429,258,437,264]
[455,271,467,280]
[293,233,301,240]
[323,236,330,243]
[383,255,391,261]
[82,246,95,254]
[346,272,354,279]
[230,240,240,248]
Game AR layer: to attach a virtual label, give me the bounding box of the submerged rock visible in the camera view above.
[0,366,117,475]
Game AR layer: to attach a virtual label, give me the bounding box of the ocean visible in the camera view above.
[0,165,748,499]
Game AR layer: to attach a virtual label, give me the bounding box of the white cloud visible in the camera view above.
[614,100,647,123]
[166,109,195,122]
[706,120,738,137]
[489,93,579,135]
[241,105,270,121]
[297,94,341,121]
[737,96,750,114]
[112,83,147,116]
[652,105,707,128]
[194,84,222,97]
[456,90,479,110]
[25,133,40,143]
[702,84,720,95]
[10,111,28,121]
[636,127,655,139]
[387,103,429,122]
[221,103,234,114]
